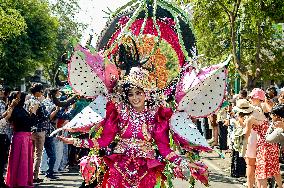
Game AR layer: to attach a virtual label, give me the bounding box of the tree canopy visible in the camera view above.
[0,0,85,87]
[178,0,284,90]
[0,3,26,41]
[44,0,85,87]
[0,0,59,86]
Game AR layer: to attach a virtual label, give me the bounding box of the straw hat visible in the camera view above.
[234,99,254,114]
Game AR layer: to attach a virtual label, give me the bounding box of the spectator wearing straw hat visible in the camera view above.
[235,99,282,188]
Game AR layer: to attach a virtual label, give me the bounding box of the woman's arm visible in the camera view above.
[51,95,78,108]
[242,116,253,139]
[50,107,59,120]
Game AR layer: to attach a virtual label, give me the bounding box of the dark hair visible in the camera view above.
[271,104,284,118]
[239,89,248,99]
[49,88,59,98]
[30,83,43,94]
[8,91,27,107]
[266,87,278,99]
[3,86,11,97]
[8,91,20,104]
[18,92,27,107]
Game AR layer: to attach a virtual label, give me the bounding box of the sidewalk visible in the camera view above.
[201,150,246,188]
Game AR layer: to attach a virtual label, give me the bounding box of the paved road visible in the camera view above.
[35,166,83,188]
[35,152,246,188]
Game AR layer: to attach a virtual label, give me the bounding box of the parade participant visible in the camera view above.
[262,86,278,116]
[6,92,38,188]
[270,104,284,130]
[58,65,204,187]
[208,114,218,146]
[49,29,232,186]
[52,0,231,185]
[266,104,284,145]
[235,99,282,188]
[40,89,59,179]
[278,88,284,104]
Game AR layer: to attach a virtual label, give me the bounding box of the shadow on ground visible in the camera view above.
[35,166,82,188]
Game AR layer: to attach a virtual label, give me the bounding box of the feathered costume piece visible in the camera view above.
[51,1,231,187]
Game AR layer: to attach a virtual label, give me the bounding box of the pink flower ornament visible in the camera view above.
[79,156,101,185]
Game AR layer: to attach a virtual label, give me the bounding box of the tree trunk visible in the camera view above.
[230,13,247,81]
[244,68,261,90]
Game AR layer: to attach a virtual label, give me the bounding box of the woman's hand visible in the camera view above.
[4,108,13,120]
[30,103,39,115]
[173,166,184,179]
[188,162,200,169]
[57,136,75,144]
[273,121,284,129]
[2,98,18,119]
[10,98,19,108]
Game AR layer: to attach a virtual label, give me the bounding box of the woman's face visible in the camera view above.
[270,114,281,122]
[34,90,43,98]
[56,90,61,98]
[127,87,146,112]
[249,97,261,105]
[278,92,284,104]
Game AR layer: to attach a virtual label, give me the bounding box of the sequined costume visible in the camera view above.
[73,101,184,188]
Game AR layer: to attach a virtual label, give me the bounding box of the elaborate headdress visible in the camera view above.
[118,67,153,91]
[113,36,154,91]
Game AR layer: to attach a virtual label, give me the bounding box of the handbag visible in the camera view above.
[265,126,284,145]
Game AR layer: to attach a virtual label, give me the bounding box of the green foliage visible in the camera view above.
[190,0,231,66]
[0,5,26,40]
[182,0,284,88]
[0,0,59,86]
[44,0,86,86]
[0,0,85,87]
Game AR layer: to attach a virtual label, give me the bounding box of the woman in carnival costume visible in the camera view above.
[58,43,209,187]
[54,1,231,187]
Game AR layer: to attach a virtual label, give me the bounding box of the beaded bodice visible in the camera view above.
[119,104,155,140]
[114,104,156,158]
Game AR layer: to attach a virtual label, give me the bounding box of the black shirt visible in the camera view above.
[10,107,37,132]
